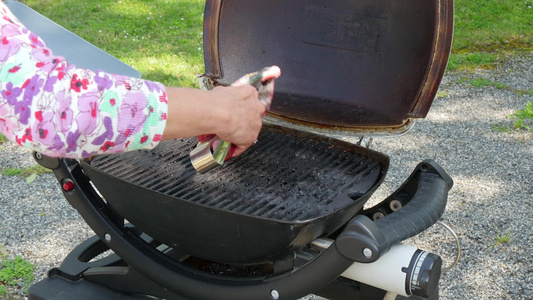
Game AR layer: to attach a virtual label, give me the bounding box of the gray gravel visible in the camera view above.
[1,51,532,300]
[365,51,533,300]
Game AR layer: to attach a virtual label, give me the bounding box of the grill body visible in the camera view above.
[80,0,453,264]
[16,0,455,297]
[83,125,389,264]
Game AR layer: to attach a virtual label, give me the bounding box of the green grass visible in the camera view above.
[509,101,533,131]
[24,0,205,88]
[491,124,512,133]
[447,52,498,71]
[436,91,449,99]
[495,230,511,246]
[0,284,7,298]
[450,0,533,71]
[467,78,507,89]
[0,256,35,295]
[490,101,533,133]
[453,0,533,52]
[1,165,52,178]
[517,89,533,97]
[462,77,533,96]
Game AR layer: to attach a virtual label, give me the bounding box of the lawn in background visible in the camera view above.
[24,0,533,77]
[24,0,205,88]
[450,0,532,70]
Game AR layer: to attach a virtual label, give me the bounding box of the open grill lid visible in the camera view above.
[203,0,453,136]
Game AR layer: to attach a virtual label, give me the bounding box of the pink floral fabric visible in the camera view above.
[0,1,168,158]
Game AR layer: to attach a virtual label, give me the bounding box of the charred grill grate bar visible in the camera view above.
[88,129,383,222]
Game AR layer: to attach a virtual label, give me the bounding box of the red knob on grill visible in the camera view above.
[62,181,75,192]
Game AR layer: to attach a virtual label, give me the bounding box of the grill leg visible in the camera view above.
[29,236,187,300]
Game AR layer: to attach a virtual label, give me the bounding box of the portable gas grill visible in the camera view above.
[10,0,455,299]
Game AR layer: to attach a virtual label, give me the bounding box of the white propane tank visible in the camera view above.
[340,243,441,297]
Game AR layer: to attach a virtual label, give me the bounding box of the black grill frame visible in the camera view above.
[82,125,389,264]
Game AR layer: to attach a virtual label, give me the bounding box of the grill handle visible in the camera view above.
[373,159,453,249]
[336,160,453,262]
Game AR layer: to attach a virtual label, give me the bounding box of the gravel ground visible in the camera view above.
[1,51,532,299]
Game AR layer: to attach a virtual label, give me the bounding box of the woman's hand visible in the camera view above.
[207,85,265,157]
[162,85,265,157]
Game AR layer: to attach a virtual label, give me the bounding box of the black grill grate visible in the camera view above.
[88,129,383,222]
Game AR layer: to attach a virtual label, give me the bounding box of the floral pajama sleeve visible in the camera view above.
[0,2,168,158]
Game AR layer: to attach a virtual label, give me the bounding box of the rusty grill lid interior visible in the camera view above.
[203,0,453,134]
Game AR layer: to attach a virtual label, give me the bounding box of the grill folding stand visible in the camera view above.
[11,0,456,299]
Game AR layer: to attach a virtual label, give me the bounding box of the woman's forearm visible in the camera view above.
[0,2,168,158]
